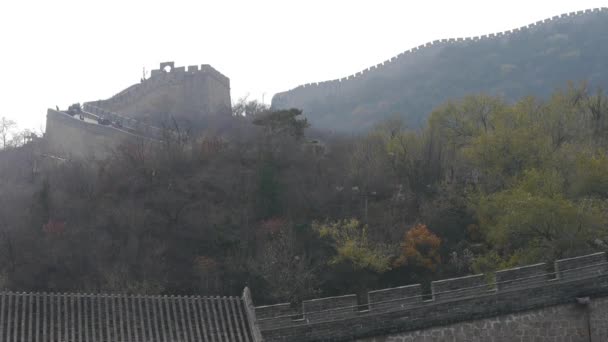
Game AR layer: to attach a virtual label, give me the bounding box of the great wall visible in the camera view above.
[87,62,231,124]
[42,8,608,158]
[44,108,156,160]
[2,252,608,341]
[26,8,608,340]
[44,62,231,159]
[252,252,608,341]
[272,7,608,131]
[276,8,608,92]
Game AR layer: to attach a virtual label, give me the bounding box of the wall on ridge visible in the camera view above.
[82,103,163,140]
[88,63,232,126]
[254,252,608,342]
[357,298,608,342]
[271,8,608,131]
[274,7,607,98]
[44,109,151,160]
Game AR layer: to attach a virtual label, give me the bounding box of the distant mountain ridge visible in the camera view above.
[271,8,608,132]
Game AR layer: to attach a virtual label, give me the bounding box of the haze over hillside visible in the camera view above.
[272,9,608,132]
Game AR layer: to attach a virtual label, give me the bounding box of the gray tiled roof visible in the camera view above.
[0,292,254,342]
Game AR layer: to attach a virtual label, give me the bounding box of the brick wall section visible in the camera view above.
[256,303,298,320]
[256,252,608,342]
[358,296,608,342]
[431,274,488,302]
[242,287,264,342]
[82,103,163,140]
[87,62,232,125]
[45,109,154,160]
[261,274,608,342]
[556,252,608,280]
[368,284,421,313]
[255,303,300,330]
[590,296,608,342]
[495,263,548,291]
[303,295,358,323]
[355,299,595,342]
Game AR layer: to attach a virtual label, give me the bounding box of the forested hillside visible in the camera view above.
[272,10,608,132]
[1,83,607,304]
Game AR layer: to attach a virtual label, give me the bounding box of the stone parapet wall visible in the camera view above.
[495,262,548,291]
[87,62,232,124]
[367,284,421,313]
[303,295,358,323]
[44,109,155,160]
[46,61,232,160]
[355,298,605,342]
[255,252,608,342]
[272,7,607,104]
[111,63,230,104]
[107,63,230,104]
[431,274,487,302]
[82,104,163,140]
[557,252,608,280]
[148,63,230,88]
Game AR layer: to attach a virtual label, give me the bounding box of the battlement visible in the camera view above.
[99,61,230,109]
[83,61,232,127]
[367,284,421,313]
[495,262,547,291]
[149,61,230,88]
[273,7,608,101]
[254,252,608,342]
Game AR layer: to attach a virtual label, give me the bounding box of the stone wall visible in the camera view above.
[87,62,232,125]
[82,103,163,140]
[44,62,231,160]
[270,7,608,131]
[44,109,153,160]
[272,7,607,104]
[254,252,608,342]
[356,299,601,342]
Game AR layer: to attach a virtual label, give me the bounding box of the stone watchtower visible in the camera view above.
[85,62,232,126]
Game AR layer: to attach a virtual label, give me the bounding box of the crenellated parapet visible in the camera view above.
[98,62,230,108]
[84,61,232,125]
[273,7,608,99]
[148,63,230,89]
[254,252,608,342]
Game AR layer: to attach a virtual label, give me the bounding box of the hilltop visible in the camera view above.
[272,8,608,132]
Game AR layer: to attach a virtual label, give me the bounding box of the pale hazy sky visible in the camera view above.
[1,0,606,131]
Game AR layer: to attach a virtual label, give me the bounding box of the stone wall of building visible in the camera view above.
[255,252,608,342]
[86,63,232,126]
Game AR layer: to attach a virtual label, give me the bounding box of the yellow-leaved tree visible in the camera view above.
[313,219,391,273]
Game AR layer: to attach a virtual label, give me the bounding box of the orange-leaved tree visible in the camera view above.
[395,224,441,271]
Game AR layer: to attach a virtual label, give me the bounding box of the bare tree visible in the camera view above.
[0,117,17,149]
